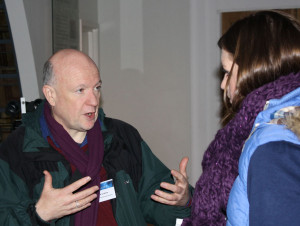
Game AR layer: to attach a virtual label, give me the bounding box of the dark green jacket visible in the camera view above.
[0,102,192,226]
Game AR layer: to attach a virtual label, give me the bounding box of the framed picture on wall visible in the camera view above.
[221,8,300,34]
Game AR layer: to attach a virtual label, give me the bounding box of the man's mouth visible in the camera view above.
[86,112,95,119]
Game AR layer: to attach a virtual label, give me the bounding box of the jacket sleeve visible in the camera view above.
[248,141,300,226]
[0,128,50,226]
[138,141,193,226]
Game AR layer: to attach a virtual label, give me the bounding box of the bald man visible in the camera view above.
[0,49,192,226]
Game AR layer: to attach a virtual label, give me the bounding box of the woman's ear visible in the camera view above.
[42,85,56,106]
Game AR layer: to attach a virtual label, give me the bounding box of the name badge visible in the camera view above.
[99,179,116,202]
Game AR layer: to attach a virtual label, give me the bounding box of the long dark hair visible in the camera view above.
[218,10,300,124]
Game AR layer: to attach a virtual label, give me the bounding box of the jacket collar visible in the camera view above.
[21,99,107,152]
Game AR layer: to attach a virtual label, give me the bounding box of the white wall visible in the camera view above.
[78,0,99,65]
[79,0,98,23]
[98,0,192,180]
[189,0,221,186]
[5,0,40,101]
[23,0,52,98]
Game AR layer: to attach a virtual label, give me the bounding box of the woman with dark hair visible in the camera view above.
[183,10,300,225]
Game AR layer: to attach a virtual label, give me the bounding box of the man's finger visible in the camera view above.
[64,176,92,193]
[73,192,98,208]
[151,192,176,205]
[171,169,185,184]
[69,202,92,215]
[43,170,53,191]
[72,185,99,201]
[179,157,189,178]
[160,182,180,193]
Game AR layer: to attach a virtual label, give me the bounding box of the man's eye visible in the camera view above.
[76,88,84,93]
[95,85,101,91]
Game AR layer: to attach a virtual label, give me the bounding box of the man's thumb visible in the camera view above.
[42,170,53,190]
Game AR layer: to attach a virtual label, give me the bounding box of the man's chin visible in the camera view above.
[84,122,97,131]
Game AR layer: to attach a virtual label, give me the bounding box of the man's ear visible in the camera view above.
[43,85,56,106]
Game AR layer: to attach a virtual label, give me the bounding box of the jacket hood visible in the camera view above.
[286,108,300,139]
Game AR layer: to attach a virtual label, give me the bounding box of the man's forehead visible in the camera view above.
[55,61,99,77]
[52,50,97,70]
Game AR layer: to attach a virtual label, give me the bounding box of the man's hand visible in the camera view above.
[35,170,99,221]
[151,157,190,206]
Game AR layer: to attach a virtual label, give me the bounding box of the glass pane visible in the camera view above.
[0,78,21,109]
[0,43,16,71]
[0,77,22,142]
[0,1,22,143]
[0,9,10,40]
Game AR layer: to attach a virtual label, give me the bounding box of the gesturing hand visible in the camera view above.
[151,157,190,206]
[35,170,99,221]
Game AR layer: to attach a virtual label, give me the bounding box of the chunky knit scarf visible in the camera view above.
[44,102,104,226]
[183,71,300,226]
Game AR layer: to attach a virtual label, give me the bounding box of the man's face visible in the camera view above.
[50,56,101,140]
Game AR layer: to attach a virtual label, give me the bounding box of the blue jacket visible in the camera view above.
[226,87,300,226]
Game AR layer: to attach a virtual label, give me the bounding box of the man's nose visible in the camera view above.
[87,91,99,106]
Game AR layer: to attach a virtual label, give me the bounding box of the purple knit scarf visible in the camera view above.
[183,71,300,226]
[44,102,104,226]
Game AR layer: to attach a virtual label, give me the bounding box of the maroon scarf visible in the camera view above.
[44,102,104,226]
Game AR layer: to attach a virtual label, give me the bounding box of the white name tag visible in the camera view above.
[175,218,183,226]
[99,179,116,202]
